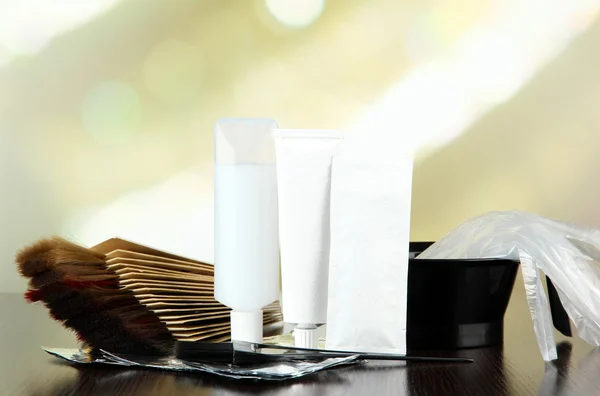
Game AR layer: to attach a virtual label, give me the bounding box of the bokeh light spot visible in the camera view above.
[82,81,142,146]
[142,40,204,104]
[265,0,325,28]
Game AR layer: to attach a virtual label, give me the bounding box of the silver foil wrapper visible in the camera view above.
[43,347,359,380]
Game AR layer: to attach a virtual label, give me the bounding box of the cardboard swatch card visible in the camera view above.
[92,238,282,342]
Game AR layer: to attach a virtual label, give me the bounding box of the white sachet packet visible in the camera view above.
[326,153,413,354]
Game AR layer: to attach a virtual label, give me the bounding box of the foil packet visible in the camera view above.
[43,347,359,380]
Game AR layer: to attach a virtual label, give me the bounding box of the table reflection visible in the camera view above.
[407,346,506,396]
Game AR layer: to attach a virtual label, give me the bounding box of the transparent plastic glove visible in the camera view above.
[519,250,557,361]
[419,210,600,361]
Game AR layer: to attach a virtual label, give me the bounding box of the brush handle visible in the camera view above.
[254,343,474,363]
[349,354,472,363]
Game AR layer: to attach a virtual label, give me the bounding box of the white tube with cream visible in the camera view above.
[214,118,280,343]
[273,129,344,349]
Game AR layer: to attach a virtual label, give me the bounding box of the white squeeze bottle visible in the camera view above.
[214,118,280,343]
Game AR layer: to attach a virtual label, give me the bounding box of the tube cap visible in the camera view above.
[230,310,263,343]
[294,327,319,349]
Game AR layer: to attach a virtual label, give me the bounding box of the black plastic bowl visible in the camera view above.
[406,242,519,350]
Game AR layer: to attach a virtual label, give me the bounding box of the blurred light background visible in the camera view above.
[2,0,600,291]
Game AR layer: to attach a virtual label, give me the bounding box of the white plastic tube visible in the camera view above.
[214,118,280,343]
[273,129,344,348]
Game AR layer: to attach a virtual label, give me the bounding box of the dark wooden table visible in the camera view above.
[2,276,598,396]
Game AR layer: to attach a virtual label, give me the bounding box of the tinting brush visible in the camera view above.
[176,341,475,364]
